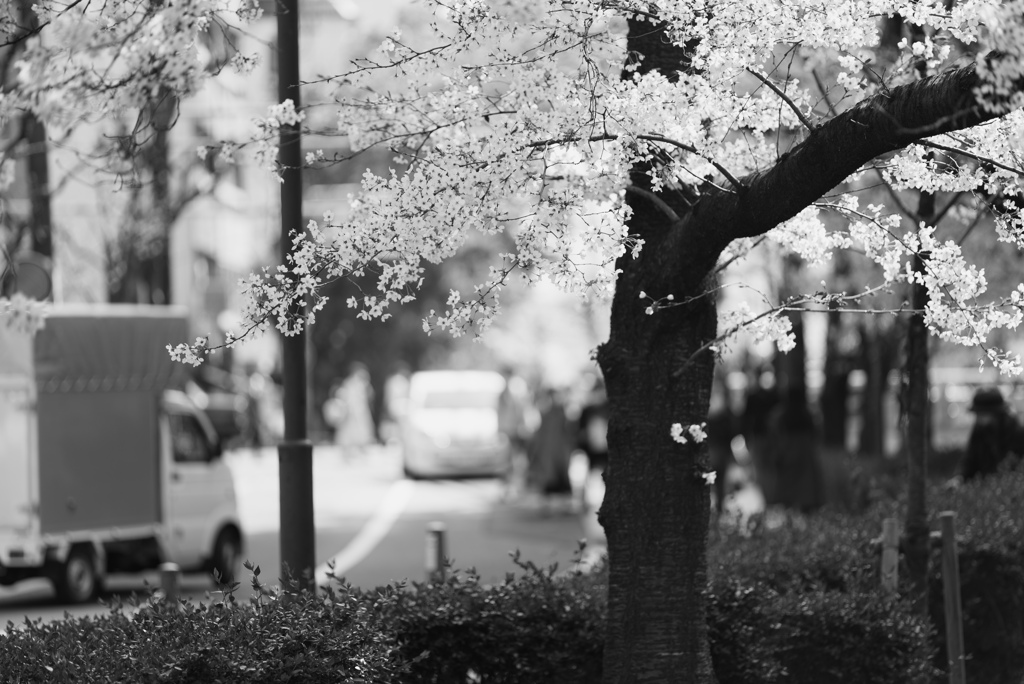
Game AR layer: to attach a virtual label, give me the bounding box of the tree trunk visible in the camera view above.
[822,251,853,450]
[597,259,719,683]
[904,250,931,616]
[777,254,808,403]
[597,21,719,680]
[24,113,52,261]
[903,16,938,623]
[904,156,934,615]
[108,91,176,304]
[821,305,850,449]
[858,321,888,457]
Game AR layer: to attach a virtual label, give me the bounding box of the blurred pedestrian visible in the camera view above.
[527,386,574,513]
[498,366,531,499]
[706,409,736,517]
[380,362,411,446]
[324,363,377,459]
[742,366,781,505]
[576,375,608,511]
[959,387,1024,481]
[766,384,825,513]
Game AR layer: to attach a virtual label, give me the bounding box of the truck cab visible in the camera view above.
[160,390,242,577]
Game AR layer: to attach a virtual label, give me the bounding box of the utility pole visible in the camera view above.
[276,0,315,590]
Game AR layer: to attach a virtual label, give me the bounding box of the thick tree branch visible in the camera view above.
[729,62,1020,241]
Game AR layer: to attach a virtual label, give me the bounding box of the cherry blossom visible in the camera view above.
[671,421,708,445]
[0,293,47,335]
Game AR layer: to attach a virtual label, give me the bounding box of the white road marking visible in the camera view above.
[315,478,416,587]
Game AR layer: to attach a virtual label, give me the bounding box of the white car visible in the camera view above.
[399,370,511,479]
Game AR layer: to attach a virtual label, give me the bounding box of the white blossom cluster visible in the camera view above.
[0,0,262,132]
[0,294,47,336]
[769,207,852,265]
[717,302,798,355]
[252,100,306,180]
[671,422,708,445]
[974,0,1024,114]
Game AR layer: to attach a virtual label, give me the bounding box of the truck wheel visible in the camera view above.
[51,547,101,604]
[211,528,242,584]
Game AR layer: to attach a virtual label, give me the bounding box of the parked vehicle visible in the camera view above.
[399,370,511,479]
[0,305,243,604]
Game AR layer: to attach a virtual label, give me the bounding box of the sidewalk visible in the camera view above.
[491,453,607,573]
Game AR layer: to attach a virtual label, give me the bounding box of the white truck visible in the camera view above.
[0,304,244,604]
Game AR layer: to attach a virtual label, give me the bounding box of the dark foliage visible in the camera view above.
[924,470,1024,684]
[365,553,607,684]
[709,579,937,684]
[0,572,408,683]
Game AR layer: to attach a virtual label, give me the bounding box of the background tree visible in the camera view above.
[1,0,54,299]
[0,0,259,305]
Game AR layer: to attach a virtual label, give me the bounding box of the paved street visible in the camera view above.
[0,445,605,629]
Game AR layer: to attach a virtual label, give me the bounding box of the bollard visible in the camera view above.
[425,521,447,583]
[940,512,967,684]
[880,518,899,591]
[160,562,182,604]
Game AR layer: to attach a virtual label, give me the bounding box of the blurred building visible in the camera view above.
[3,0,409,374]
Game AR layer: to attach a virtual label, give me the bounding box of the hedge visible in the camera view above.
[5,469,1023,683]
[708,579,936,684]
[710,466,1024,684]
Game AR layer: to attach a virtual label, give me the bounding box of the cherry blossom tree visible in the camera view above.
[5,0,1024,681]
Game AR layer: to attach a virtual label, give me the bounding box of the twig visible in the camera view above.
[812,69,839,118]
[746,69,816,131]
[872,166,921,224]
[635,134,745,193]
[917,140,1023,177]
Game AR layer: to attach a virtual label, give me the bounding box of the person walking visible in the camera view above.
[576,376,609,512]
[960,387,1024,481]
[527,386,574,513]
[324,363,377,460]
[497,366,531,500]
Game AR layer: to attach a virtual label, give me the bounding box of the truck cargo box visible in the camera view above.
[4,305,190,535]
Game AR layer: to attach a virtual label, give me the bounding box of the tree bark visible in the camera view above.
[597,273,718,682]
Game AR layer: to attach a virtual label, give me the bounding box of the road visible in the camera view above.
[0,445,606,629]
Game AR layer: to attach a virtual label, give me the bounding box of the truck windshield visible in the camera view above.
[170,414,213,463]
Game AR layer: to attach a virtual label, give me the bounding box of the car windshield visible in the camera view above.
[419,391,498,410]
